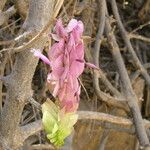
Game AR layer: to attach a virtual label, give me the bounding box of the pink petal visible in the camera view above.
[55,18,67,38]
[31,49,51,65]
[48,39,65,59]
[51,54,64,79]
[59,82,67,100]
[75,41,84,59]
[66,19,78,32]
[67,75,79,91]
[61,50,69,80]
[67,33,75,52]
[72,21,84,43]
[85,62,99,70]
[52,54,63,68]
[69,46,78,62]
[77,21,84,34]
[52,67,64,80]
[70,60,85,78]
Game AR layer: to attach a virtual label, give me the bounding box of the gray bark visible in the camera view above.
[0,0,54,149]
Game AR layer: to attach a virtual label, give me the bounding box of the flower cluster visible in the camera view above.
[32,18,97,147]
[33,19,86,113]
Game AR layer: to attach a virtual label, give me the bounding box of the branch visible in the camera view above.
[129,33,150,43]
[105,5,150,148]
[110,0,150,86]
[95,87,129,111]
[29,144,54,150]
[0,6,16,26]
[98,129,109,150]
[21,120,43,141]
[20,111,150,140]
[0,0,64,54]
[93,0,122,100]
[0,0,62,149]
[131,63,150,84]
[86,1,128,111]
[0,0,7,10]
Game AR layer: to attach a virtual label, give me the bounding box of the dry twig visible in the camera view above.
[0,0,64,54]
[105,9,150,148]
[110,0,150,86]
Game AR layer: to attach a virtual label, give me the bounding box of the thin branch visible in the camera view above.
[20,111,150,140]
[29,144,55,150]
[0,0,64,54]
[92,0,124,112]
[0,0,63,149]
[105,6,150,147]
[131,63,150,84]
[78,111,150,129]
[0,6,16,26]
[94,87,129,112]
[110,0,150,86]
[98,129,109,150]
[0,0,7,10]
[130,21,150,33]
[21,120,43,141]
[95,69,122,97]
[93,0,105,65]
[129,33,150,43]
[0,17,21,32]
[28,97,42,110]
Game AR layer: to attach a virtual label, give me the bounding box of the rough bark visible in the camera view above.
[0,0,54,149]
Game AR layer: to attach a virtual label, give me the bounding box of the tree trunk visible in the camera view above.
[0,0,54,149]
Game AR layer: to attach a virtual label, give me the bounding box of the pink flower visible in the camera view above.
[32,18,98,113]
[31,49,51,65]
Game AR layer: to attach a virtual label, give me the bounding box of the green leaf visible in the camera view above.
[42,100,59,133]
[42,100,78,148]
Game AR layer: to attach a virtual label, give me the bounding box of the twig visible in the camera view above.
[29,144,55,150]
[110,0,150,86]
[93,0,106,98]
[93,0,124,110]
[20,110,150,140]
[0,0,7,10]
[129,33,150,43]
[59,0,74,17]
[0,30,31,46]
[130,21,150,34]
[105,5,150,147]
[0,40,13,45]
[0,53,8,114]
[93,0,105,65]
[131,63,150,84]
[98,109,116,150]
[28,97,42,110]
[94,85,128,112]
[0,6,17,26]
[78,111,150,129]
[0,0,64,149]
[98,129,109,150]
[0,0,64,54]
[96,69,122,97]
[80,0,127,111]
[32,105,42,144]
[21,120,43,141]
[0,17,21,32]
[78,78,90,101]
